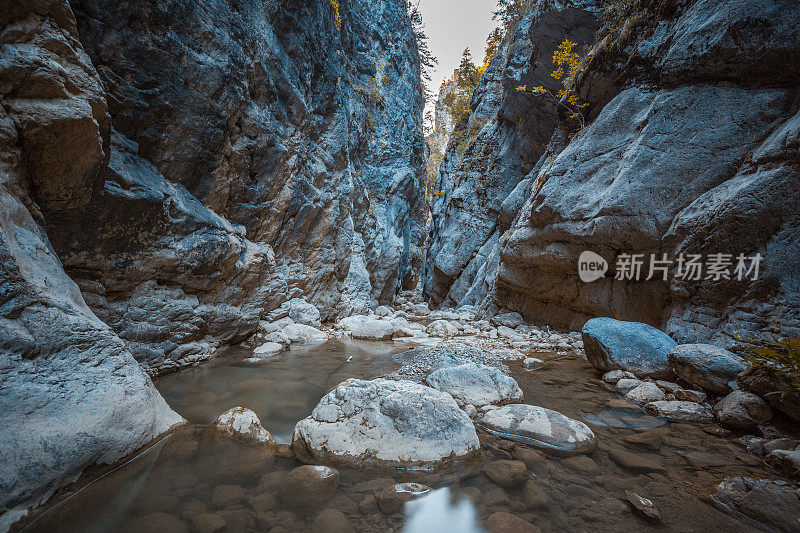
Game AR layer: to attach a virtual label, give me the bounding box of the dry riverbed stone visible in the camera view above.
[582,318,676,379]
[425,363,522,407]
[292,378,480,473]
[644,401,713,422]
[478,404,597,456]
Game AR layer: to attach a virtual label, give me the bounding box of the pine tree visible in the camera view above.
[406,1,438,102]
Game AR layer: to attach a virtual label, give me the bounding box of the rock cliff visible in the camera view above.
[0,0,424,523]
[425,0,800,346]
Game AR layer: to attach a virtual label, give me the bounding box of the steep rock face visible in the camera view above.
[424,0,600,309]
[36,0,426,373]
[0,0,424,523]
[0,1,182,523]
[427,0,800,345]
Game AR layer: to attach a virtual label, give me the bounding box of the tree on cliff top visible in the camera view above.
[407,0,438,103]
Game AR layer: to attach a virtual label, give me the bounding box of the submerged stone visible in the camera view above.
[478,404,597,456]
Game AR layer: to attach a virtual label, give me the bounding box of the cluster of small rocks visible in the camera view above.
[584,317,800,482]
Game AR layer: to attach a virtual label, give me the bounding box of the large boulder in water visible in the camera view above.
[478,404,597,456]
[425,363,522,407]
[582,318,676,379]
[667,344,745,394]
[292,379,480,474]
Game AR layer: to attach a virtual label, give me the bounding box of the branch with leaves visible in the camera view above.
[516,39,588,127]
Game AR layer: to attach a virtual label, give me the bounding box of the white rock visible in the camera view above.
[287,298,322,327]
[253,342,284,357]
[625,382,666,405]
[496,326,523,341]
[338,315,397,340]
[644,401,713,422]
[409,303,431,316]
[213,407,276,446]
[261,317,295,335]
[615,378,643,393]
[426,320,460,337]
[603,370,637,384]
[479,404,597,456]
[523,358,545,370]
[282,323,327,343]
[292,379,480,471]
[425,364,523,408]
[491,312,524,328]
[374,305,393,317]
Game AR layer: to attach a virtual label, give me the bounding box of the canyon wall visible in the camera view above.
[0,0,424,523]
[425,0,800,346]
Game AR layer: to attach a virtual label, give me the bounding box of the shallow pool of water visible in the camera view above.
[156,338,408,442]
[23,341,787,532]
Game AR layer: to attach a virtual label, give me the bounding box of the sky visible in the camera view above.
[416,0,499,120]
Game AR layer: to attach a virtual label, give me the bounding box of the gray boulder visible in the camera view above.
[337,315,397,341]
[425,364,523,408]
[625,383,665,405]
[766,449,800,481]
[582,318,676,379]
[426,320,460,337]
[478,404,597,456]
[287,298,322,328]
[644,401,713,423]
[292,379,480,473]
[711,477,800,533]
[668,344,745,394]
[714,390,772,432]
[492,312,524,328]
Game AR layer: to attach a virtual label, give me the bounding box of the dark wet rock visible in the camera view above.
[711,477,800,533]
[121,513,188,533]
[376,483,431,515]
[523,480,550,510]
[292,379,480,474]
[644,401,713,423]
[737,366,800,423]
[608,448,666,474]
[765,438,800,454]
[189,513,226,533]
[482,487,511,507]
[280,465,339,517]
[625,491,661,523]
[673,389,707,404]
[425,363,522,408]
[486,512,541,533]
[311,509,356,533]
[766,449,800,480]
[479,404,597,456]
[668,344,745,394]
[714,390,772,433]
[211,485,245,509]
[483,460,528,488]
[739,435,767,457]
[582,319,677,379]
[561,456,600,476]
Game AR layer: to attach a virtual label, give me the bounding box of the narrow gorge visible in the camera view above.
[1,0,799,531]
